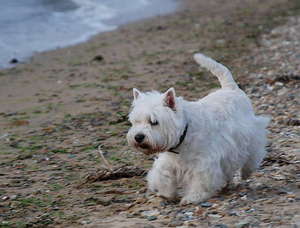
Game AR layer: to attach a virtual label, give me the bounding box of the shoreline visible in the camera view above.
[0,0,180,69]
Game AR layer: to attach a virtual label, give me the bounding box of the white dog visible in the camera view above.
[127,53,269,205]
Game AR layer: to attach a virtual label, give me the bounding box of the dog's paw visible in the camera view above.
[179,198,193,206]
[180,192,210,205]
[156,191,177,201]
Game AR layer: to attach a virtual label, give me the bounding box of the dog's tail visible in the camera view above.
[193,53,238,90]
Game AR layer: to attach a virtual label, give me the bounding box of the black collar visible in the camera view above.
[169,124,188,154]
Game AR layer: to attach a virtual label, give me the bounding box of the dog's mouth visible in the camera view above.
[134,143,158,155]
[135,143,164,155]
[139,144,150,149]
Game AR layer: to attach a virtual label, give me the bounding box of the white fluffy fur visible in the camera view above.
[127,53,270,205]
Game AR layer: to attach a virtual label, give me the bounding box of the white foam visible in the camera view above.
[71,0,116,26]
[0,0,177,68]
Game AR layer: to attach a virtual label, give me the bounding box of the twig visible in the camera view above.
[77,165,146,188]
[0,133,9,140]
[77,145,147,188]
[97,145,113,171]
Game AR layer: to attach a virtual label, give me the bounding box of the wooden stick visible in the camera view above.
[97,145,113,171]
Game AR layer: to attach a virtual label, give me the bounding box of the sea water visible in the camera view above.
[0,0,177,68]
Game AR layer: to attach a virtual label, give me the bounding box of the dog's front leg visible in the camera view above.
[146,153,178,200]
[180,166,226,205]
[180,172,212,205]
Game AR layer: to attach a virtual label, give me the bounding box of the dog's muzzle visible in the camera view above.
[127,129,162,155]
[134,133,145,143]
[133,133,155,154]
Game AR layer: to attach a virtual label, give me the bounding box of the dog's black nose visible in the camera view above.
[135,134,145,143]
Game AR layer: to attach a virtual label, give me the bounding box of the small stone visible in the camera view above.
[274,81,284,87]
[147,216,157,221]
[68,154,76,159]
[168,221,183,227]
[238,192,247,197]
[200,202,213,207]
[240,195,247,200]
[10,195,17,200]
[245,208,255,213]
[92,55,104,62]
[81,220,91,225]
[208,213,222,219]
[156,25,167,30]
[10,58,18,64]
[126,213,135,218]
[141,209,160,217]
[228,211,239,216]
[160,201,169,207]
[273,174,286,181]
[235,220,250,228]
[215,224,229,228]
[1,196,9,201]
[181,215,195,221]
[143,225,156,228]
[277,87,289,96]
[216,39,226,46]
[184,212,194,216]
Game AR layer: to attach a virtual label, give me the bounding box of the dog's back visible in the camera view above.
[193,53,270,180]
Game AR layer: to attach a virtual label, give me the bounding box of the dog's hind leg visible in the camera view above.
[147,152,178,200]
[241,116,269,180]
[241,147,266,180]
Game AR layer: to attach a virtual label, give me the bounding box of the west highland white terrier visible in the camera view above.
[127,53,269,205]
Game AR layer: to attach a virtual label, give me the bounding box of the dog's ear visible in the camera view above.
[163,88,176,110]
[133,88,141,101]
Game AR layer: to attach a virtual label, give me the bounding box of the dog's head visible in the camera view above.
[127,87,186,155]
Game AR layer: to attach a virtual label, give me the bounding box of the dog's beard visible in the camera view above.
[132,139,167,155]
[127,130,168,155]
[135,143,167,155]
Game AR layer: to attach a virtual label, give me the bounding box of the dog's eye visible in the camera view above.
[150,120,159,126]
